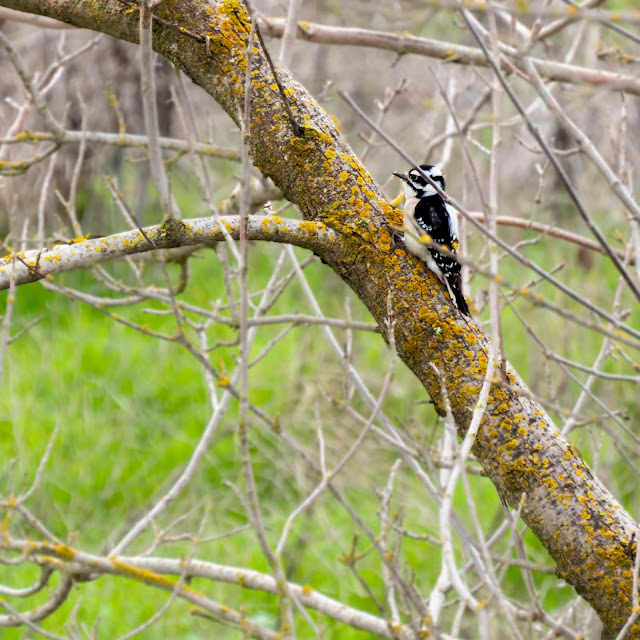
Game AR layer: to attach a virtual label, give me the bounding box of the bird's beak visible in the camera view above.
[393,171,408,183]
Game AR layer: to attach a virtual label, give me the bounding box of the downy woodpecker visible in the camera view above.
[393,164,470,316]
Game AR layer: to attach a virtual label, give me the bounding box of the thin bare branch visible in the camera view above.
[260,18,640,97]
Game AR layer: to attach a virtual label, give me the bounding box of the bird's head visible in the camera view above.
[393,164,445,199]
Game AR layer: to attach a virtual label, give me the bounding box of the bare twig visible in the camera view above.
[245,1,303,137]
[139,0,177,218]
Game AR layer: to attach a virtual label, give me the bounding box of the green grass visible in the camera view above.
[0,243,436,637]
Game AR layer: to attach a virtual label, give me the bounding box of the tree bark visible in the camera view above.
[3,1,639,635]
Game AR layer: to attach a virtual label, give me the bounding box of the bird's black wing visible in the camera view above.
[414,196,461,277]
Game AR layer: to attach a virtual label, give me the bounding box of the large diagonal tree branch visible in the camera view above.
[3,1,639,635]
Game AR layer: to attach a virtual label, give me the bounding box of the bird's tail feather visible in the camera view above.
[447,274,471,316]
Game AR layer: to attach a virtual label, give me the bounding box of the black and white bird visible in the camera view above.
[393,164,470,316]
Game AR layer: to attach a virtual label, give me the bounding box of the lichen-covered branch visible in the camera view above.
[0,536,413,639]
[3,1,639,636]
[0,215,335,289]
